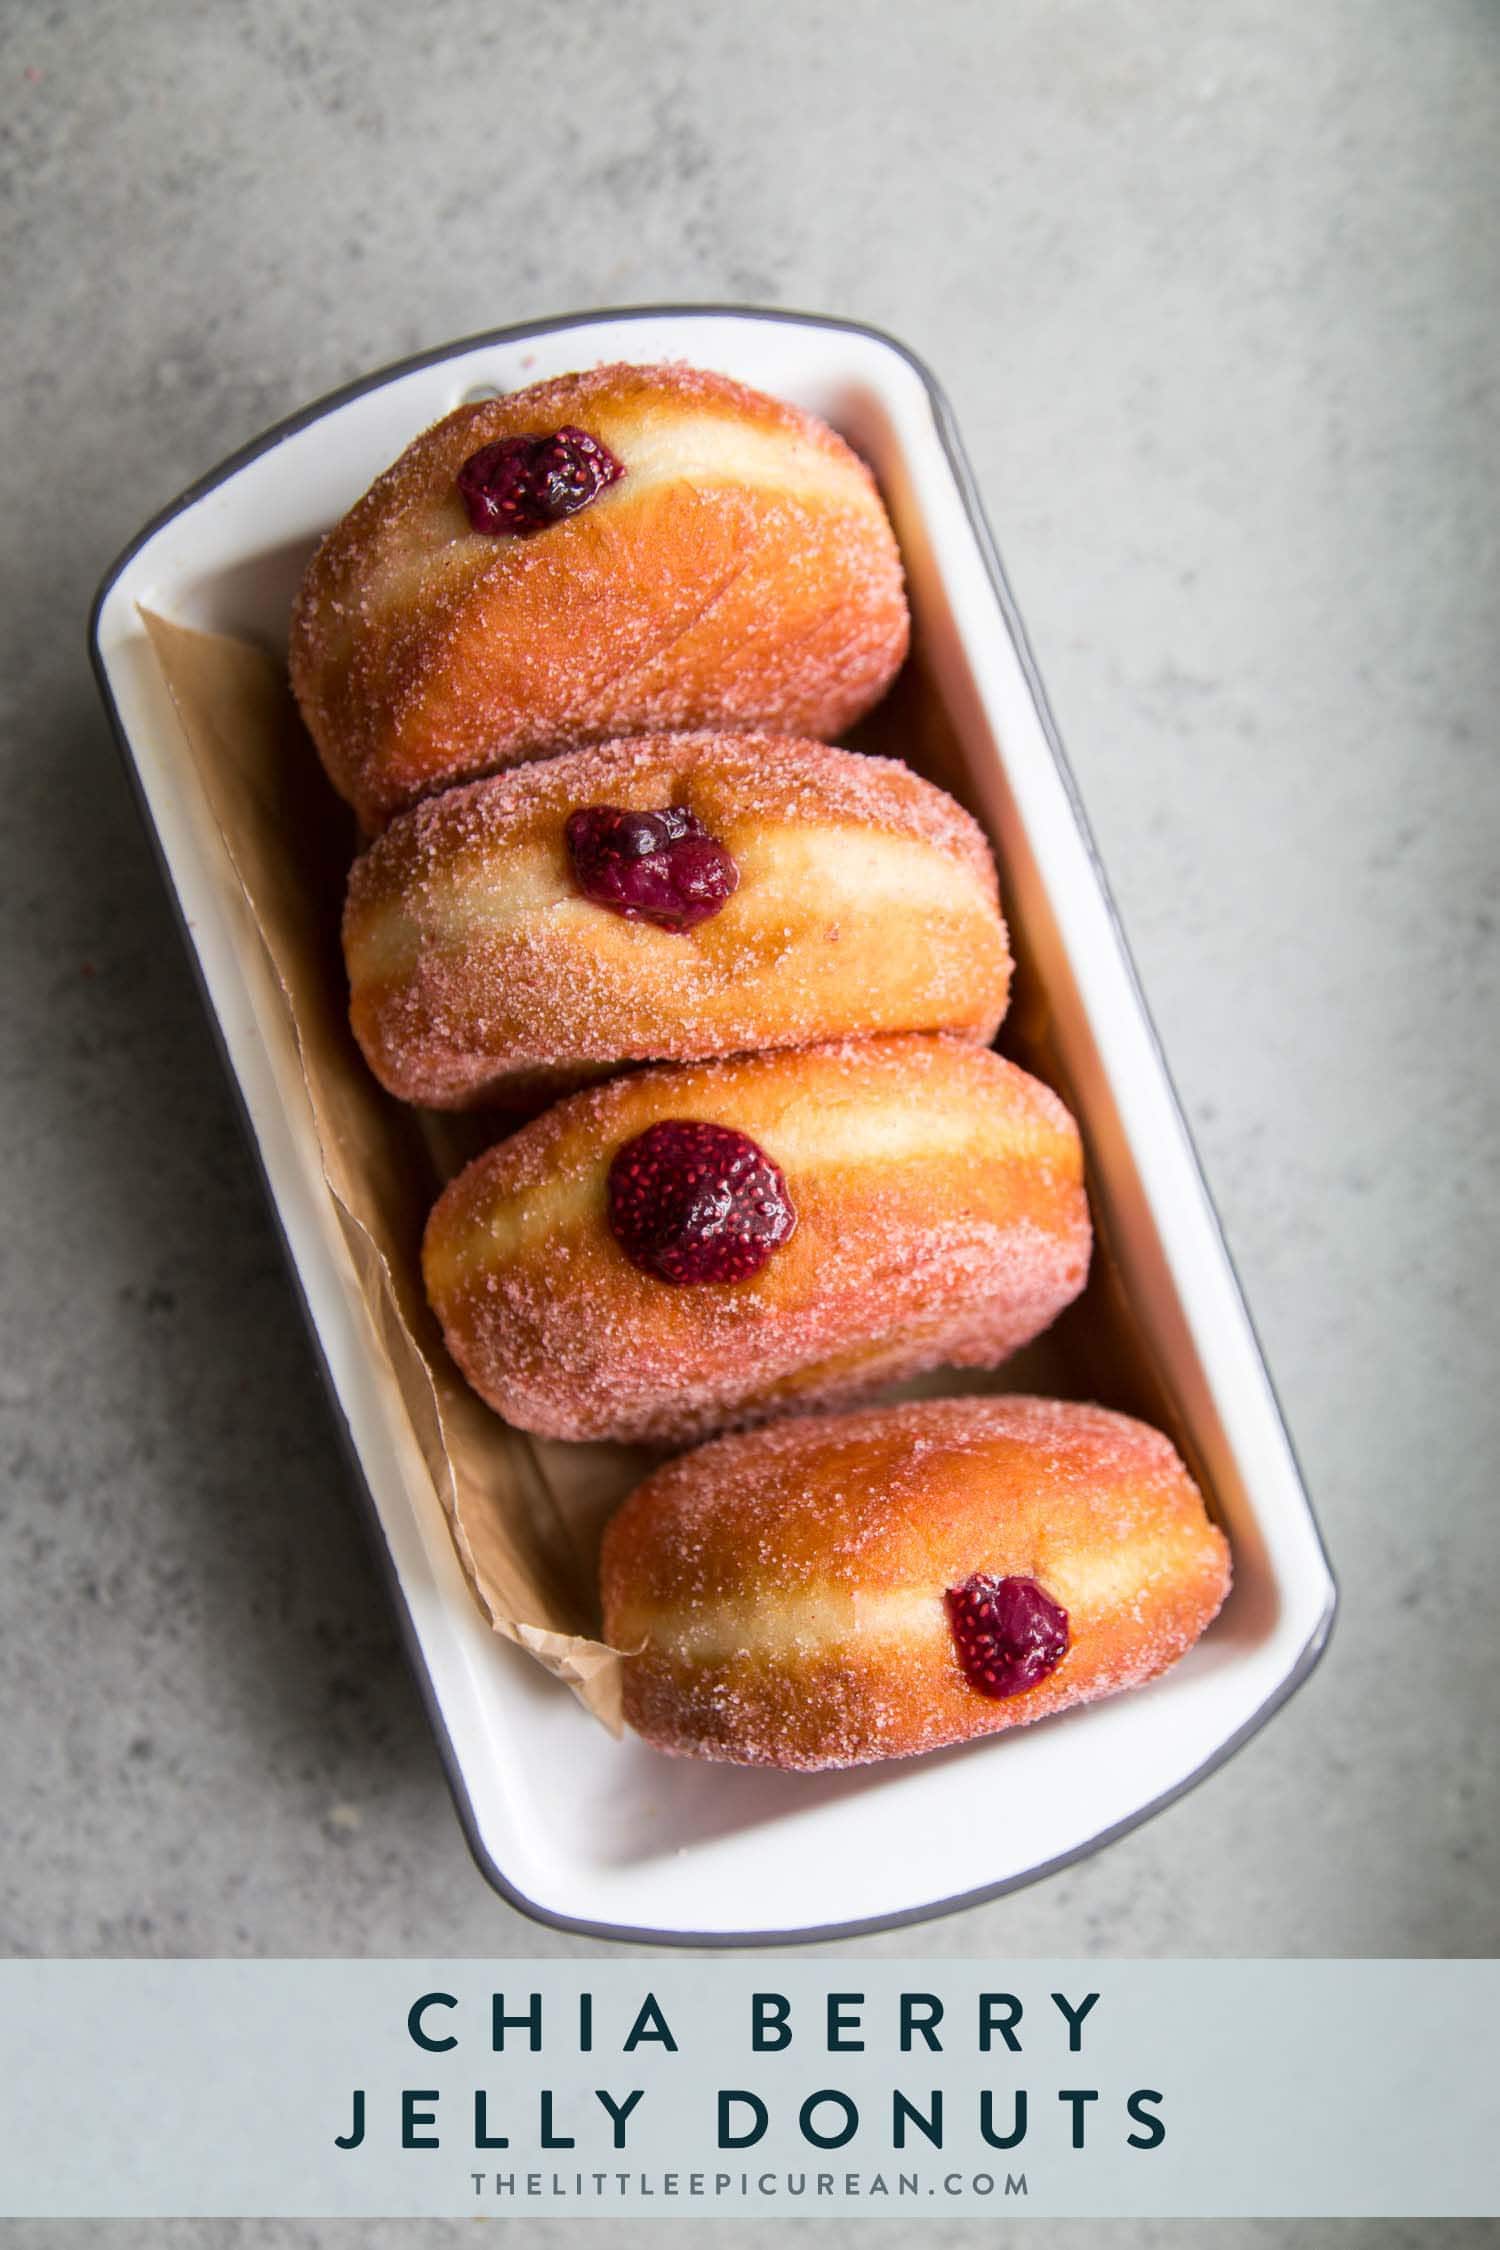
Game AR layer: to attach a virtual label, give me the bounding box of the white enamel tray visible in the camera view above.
[91,308,1335,1943]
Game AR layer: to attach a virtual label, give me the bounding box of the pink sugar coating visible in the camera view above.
[387,479,903,761]
[425,1037,1088,1443]
[291,362,910,823]
[438,1031,1079,1207]
[354,732,999,893]
[624,1396,1174,1576]
[345,736,1009,1105]
[460,1212,1086,1445]
[397,359,882,525]
[603,1397,1230,1771]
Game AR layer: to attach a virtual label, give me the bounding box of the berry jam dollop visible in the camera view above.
[606,1120,796,1285]
[565,804,739,932]
[456,425,624,536]
[944,1574,1070,1698]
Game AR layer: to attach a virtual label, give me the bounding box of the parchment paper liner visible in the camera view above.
[141,610,640,1730]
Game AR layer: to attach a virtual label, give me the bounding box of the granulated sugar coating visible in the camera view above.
[290,361,911,827]
[421,1034,1090,1444]
[342,734,1012,1108]
[600,1395,1232,1769]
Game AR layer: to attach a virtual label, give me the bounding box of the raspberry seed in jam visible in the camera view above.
[606,1120,796,1285]
[945,1574,1070,1698]
[566,804,739,932]
[457,425,624,536]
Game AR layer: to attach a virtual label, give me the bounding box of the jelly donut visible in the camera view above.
[422,1034,1090,1444]
[289,362,910,827]
[343,733,1013,1109]
[601,1395,1232,1769]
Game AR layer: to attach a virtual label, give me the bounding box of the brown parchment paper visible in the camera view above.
[139,610,638,1731]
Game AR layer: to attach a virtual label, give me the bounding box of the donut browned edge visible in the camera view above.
[343,732,1012,1108]
[421,1033,1091,1446]
[289,361,910,828]
[601,1394,1232,1770]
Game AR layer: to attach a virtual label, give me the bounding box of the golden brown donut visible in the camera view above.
[290,362,910,827]
[601,1395,1232,1769]
[422,1034,1090,1444]
[343,732,1012,1109]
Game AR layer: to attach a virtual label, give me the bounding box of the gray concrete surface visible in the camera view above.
[2,0,1497,2241]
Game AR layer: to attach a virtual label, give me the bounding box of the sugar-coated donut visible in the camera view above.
[290,362,910,827]
[422,1034,1090,1444]
[601,1394,1231,1769]
[343,733,1012,1109]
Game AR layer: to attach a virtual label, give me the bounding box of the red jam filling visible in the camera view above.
[565,804,738,932]
[456,425,624,535]
[606,1120,796,1285]
[944,1574,1070,1698]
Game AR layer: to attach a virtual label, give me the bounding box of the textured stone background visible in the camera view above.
[1,0,1496,2242]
